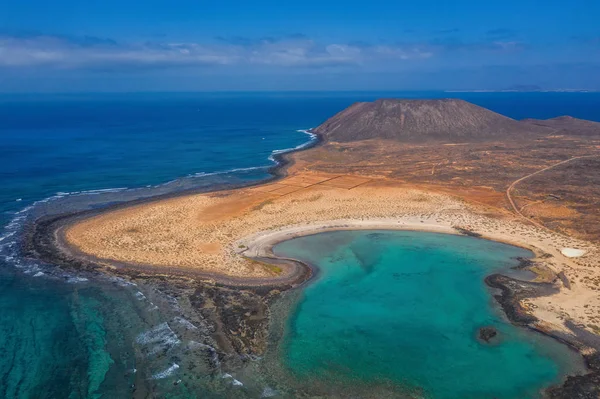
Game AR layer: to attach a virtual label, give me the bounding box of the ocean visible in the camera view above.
[1,91,599,398]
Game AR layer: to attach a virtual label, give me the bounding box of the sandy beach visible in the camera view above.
[58,171,600,339]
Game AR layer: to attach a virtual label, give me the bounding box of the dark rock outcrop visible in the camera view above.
[478,326,498,344]
[313,98,548,142]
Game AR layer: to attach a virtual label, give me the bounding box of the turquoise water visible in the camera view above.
[273,231,585,399]
[1,92,598,397]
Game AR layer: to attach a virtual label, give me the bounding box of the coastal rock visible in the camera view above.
[190,284,276,358]
[484,273,559,326]
[478,326,498,344]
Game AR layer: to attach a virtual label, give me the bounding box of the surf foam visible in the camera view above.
[152,363,180,380]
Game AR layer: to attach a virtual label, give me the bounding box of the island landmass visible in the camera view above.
[25,99,600,398]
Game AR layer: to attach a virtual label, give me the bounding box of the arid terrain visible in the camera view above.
[32,98,600,397]
[295,127,600,242]
[60,169,600,331]
[59,100,600,329]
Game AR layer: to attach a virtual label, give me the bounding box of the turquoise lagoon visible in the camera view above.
[272,230,585,399]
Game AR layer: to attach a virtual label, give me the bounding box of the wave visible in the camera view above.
[152,363,179,380]
[298,128,317,139]
[136,322,181,356]
[1,126,315,279]
[13,187,129,215]
[1,187,136,272]
[0,125,319,392]
[164,128,316,182]
[7,126,313,215]
[66,276,89,283]
[135,291,147,301]
[0,208,45,275]
[221,373,244,387]
[55,187,128,197]
[188,165,268,179]
[0,231,16,244]
[268,128,316,162]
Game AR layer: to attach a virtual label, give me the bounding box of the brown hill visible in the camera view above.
[313,98,548,142]
[522,116,600,136]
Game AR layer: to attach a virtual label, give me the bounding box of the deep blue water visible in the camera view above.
[1,92,599,398]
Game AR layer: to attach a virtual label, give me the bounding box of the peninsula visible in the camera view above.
[27,99,600,398]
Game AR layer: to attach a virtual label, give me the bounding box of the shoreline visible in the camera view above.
[22,132,600,398]
[28,212,600,397]
[240,221,600,398]
[259,231,591,398]
[22,130,323,283]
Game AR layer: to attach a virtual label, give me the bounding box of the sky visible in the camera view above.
[0,0,599,92]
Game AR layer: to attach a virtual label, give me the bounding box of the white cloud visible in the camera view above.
[0,34,434,71]
[372,45,433,60]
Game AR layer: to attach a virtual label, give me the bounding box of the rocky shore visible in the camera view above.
[487,273,600,398]
[19,126,600,397]
[23,205,600,398]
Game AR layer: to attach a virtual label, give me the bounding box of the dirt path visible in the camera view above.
[506,154,598,230]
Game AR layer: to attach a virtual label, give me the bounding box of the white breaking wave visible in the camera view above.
[1,127,316,279]
[221,373,244,387]
[297,128,317,139]
[1,185,132,269]
[0,231,16,244]
[0,184,134,277]
[152,363,179,380]
[0,208,43,275]
[136,322,181,356]
[268,128,317,162]
[136,322,180,345]
[135,291,147,301]
[14,186,128,215]
[189,165,267,178]
[66,276,89,283]
[55,187,128,197]
[185,129,315,177]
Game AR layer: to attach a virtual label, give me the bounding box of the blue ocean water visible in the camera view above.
[273,231,585,399]
[0,92,599,398]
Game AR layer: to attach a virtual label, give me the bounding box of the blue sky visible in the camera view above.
[1,0,599,92]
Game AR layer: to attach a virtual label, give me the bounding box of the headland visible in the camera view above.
[25,98,600,398]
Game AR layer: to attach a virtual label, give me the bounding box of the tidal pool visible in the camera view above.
[272,230,585,399]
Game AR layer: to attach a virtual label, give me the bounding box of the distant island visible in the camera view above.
[28,98,600,398]
[447,87,598,93]
[506,84,543,91]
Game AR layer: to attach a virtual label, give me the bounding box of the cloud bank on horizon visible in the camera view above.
[0,33,436,69]
[0,0,599,91]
